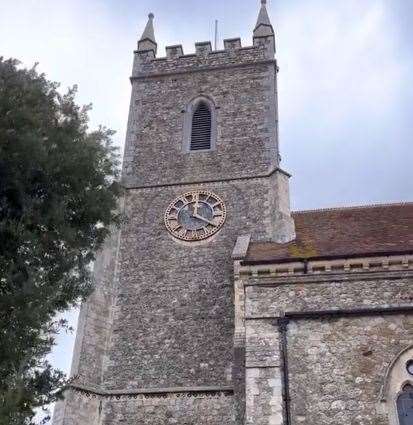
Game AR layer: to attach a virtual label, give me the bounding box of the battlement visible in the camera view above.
[134,1,276,78]
[133,35,275,78]
[161,36,265,58]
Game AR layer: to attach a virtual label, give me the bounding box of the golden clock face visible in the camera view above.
[164,190,226,241]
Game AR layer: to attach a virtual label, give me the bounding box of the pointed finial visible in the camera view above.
[138,12,157,55]
[254,0,274,37]
[253,0,276,55]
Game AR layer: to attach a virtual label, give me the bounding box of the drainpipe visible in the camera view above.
[278,317,292,425]
[303,259,309,274]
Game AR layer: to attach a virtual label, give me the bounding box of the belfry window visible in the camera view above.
[397,384,413,424]
[190,102,212,151]
[183,96,217,152]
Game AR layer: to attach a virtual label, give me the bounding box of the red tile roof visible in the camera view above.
[245,203,413,264]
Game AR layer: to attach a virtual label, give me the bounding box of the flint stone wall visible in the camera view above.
[123,45,279,188]
[101,393,234,425]
[243,271,413,425]
[245,273,413,318]
[53,391,101,425]
[288,314,413,425]
[103,174,284,391]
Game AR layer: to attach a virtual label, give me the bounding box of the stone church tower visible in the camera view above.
[53,1,295,424]
[53,1,413,424]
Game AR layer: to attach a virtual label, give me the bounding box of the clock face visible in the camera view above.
[164,190,226,241]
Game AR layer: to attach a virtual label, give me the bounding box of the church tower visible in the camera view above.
[53,1,295,424]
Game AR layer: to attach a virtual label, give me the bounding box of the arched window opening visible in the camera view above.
[380,347,413,425]
[397,384,413,424]
[183,96,217,153]
[190,102,212,151]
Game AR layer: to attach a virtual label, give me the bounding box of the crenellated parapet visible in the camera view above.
[133,37,276,78]
[133,0,276,77]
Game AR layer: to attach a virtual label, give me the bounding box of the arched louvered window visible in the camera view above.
[183,96,216,153]
[190,102,212,151]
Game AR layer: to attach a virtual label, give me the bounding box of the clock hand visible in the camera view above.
[193,213,217,227]
[193,194,199,216]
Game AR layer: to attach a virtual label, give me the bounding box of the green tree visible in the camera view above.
[0,58,121,424]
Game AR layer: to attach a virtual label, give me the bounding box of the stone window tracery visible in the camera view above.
[397,384,413,424]
[380,346,413,425]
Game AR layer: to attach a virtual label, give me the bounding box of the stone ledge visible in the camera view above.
[122,166,290,190]
[240,254,413,279]
[69,383,234,398]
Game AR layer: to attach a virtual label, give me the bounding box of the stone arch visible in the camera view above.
[380,345,413,425]
[182,95,217,152]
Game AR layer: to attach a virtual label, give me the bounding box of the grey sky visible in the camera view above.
[1,0,412,383]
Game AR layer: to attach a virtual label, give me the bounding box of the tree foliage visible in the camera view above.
[0,57,121,423]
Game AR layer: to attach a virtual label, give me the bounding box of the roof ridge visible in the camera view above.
[293,201,413,215]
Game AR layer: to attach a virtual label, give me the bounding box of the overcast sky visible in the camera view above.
[1,0,412,389]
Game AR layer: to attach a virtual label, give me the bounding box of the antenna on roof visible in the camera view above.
[214,20,218,50]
